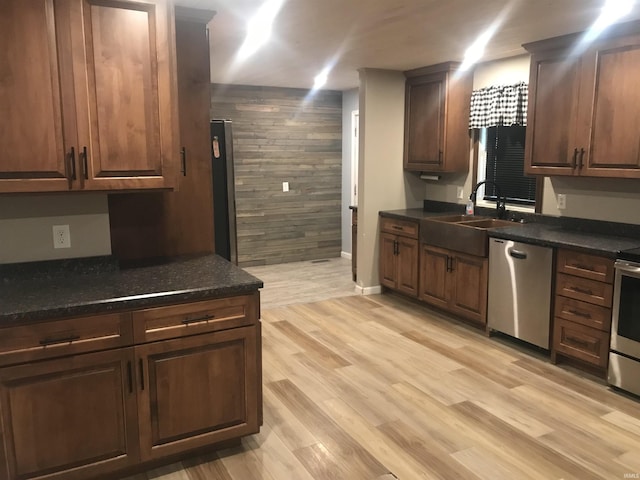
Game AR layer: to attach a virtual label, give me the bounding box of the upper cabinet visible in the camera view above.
[0,0,178,194]
[525,21,640,178]
[403,62,472,173]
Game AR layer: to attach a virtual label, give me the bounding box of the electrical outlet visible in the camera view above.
[557,194,567,210]
[282,181,289,192]
[52,224,71,249]
[456,187,464,200]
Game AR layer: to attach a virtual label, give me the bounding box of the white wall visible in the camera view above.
[0,194,112,264]
[341,88,359,256]
[357,69,424,290]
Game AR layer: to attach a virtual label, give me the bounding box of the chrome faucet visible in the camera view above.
[469,180,507,219]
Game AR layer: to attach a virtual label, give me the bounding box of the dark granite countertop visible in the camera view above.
[379,206,640,257]
[0,255,263,326]
[488,223,640,257]
[379,208,460,221]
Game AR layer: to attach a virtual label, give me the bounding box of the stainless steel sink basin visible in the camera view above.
[457,218,514,229]
[420,215,519,257]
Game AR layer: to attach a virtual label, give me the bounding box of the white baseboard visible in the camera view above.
[355,284,382,295]
[341,251,352,260]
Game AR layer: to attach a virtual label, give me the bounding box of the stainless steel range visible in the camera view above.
[608,247,640,397]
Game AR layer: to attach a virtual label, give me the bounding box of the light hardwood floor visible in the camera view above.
[123,261,640,480]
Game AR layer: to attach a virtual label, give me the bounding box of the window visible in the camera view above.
[470,81,538,212]
[478,125,536,206]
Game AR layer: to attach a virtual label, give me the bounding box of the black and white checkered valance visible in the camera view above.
[469,82,528,129]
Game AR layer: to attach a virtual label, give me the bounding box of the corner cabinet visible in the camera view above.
[0,292,262,480]
[0,0,178,193]
[403,62,472,173]
[379,216,419,297]
[525,21,640,178]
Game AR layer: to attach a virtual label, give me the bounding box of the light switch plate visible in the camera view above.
[457,187,464,200]
[282,181,289,192]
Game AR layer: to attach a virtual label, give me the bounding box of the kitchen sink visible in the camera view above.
[420,215,520,257]
[457,218,514,229]
[423,214,489,223]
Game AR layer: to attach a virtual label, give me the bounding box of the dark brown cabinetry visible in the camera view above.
[525,22,640,178]
[403,62,472,173]
[419,244,488,326]
[552,249,615,370]
[108,7,216,261]
[0,293,261,480]
[351,207,358,281]
[0,0,178,193]
[0,348,139,480]
[379,217,419,297]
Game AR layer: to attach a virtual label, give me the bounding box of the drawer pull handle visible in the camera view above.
[571,263,595,272]
[182,314,216,325]
[39,335,80,346]
[392,225,403,230]
[570,286,593,296]
[565,335,592,350]
[568,309,591,319]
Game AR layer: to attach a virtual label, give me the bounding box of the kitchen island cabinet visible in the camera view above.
[0,0,178,193]
[0,256,262,480]
[525,21,640,178]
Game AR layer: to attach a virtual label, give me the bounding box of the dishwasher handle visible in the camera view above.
[509,249,527,260]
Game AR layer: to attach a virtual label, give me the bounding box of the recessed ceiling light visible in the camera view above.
[313,69,330,89]
[238,0,285,61]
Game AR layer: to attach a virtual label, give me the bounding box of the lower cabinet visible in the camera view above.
[0,294,261,480]
[380,232,419,297]
[137,326,259,461]
[0,348,139,480]
[420,244,488,326]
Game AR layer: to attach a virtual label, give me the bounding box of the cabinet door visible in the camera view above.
[396,236,419,297]
[72,0,177,190]
[525,51,582,175]
[449,252,488,325]
[136,326,260,461]
[0,348,139,480]
[419,244,449,309]
[0,0,75,192]
[404,73,446,171]
[379,232,398,289]
[581,34,640,177]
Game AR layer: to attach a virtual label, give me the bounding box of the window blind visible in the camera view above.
[484,126,536,205]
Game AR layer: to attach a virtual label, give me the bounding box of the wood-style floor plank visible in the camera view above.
[123,259,640,480]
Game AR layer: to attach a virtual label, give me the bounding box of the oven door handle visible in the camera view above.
[615,260,640,276]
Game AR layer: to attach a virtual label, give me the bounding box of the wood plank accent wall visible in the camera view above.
[211,84,343,267]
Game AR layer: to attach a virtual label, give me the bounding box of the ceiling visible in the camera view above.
[176,0,640,91]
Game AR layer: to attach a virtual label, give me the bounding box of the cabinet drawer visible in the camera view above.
[554,296,612,331]
[0,313,133,367]
[556,249,614,283]
[380,217,418,238]
[132,293,259,343]
[556,273,613,307]
[553,318,609,368]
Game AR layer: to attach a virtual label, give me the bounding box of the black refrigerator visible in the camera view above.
[210,119,238,265]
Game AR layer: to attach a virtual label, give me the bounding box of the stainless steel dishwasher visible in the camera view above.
[488,238,553,349]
